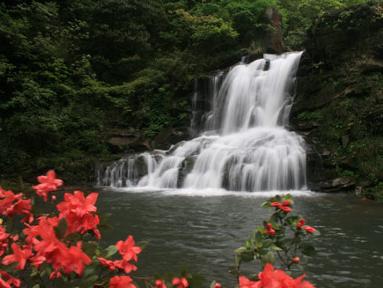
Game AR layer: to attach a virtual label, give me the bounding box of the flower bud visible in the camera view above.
[292,256,300,264]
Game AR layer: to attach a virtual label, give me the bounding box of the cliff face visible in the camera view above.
[291,3,383,199]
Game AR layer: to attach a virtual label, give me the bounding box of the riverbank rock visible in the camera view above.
[151,127,189,150]
[320,177,356,193]
[107,128,152,153]
[292,3,383,198]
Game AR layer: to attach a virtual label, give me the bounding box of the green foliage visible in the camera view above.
[0,0,375,184]
[235,195,319,277]
[0,0,277,182]
[365,182,383,202]
[297,111,323,122]
[277,0,371,48]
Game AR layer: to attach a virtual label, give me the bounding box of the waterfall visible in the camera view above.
[98,52,307,192]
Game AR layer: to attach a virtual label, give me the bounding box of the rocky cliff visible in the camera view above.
[292,3,383,199]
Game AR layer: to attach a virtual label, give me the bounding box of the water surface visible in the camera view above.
[97,189,383,288]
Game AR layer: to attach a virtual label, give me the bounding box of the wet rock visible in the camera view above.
[305,145,323,184]
[320,177,356,192]
[178,156,196,187]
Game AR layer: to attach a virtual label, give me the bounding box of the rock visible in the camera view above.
[178,156,196,187]
[321,149,331,157]
[341,135,350,147]
[359,58,383,74]
[365,108,383,135]
[152,127,189,150]
[355,186,363,196]
[107,129,151,152]
[320,177,356,192]
[305,146,324,190]
[294,121,320,132]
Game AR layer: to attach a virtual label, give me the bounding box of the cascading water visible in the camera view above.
[98,52,307,192]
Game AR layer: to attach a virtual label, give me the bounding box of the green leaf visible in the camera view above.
[261,201,271,208]
[83,241,98,256]
[261,252,276,264]
[285,216,300,226]
[270,214,280,225]
[104,245,118,258]
[270,244,283,252]
[81,274,99,288]
[235,247,247,255]
[235,247,254,262]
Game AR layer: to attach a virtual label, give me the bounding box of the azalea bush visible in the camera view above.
[0,170,146,288]
[235,195,319,287]
[0,171,317,287]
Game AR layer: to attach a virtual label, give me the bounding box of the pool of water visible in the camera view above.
[96,189,383,288]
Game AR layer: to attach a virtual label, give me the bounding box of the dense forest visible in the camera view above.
[0,0,381,198]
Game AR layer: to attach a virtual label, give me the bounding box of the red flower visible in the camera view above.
[2,243,32,270]
[292,256,300,264]
[57,191,97,218]
[239,264,316,288]
[265,223,276,237]
[23,216,59,245]
[30,255,46,268]
[98,257,118,271]
[114,260,138,273]
[59,242,91,275]
[214,282,222,288]
[279,205,292,213]
[56,191,101,239]
[296,219,305,229]
[0,270,21,288]
[282,200,291,206]
[32,170,63,202]
[270,202,280,207]
[64,213,101,239]
[0,188,32,221]
[23,216,91,276]
[23,217,63,269]
[155,280,167,288]
[0,277,10,288]
[270,200,292,213]
[172,277,189,288]
[109,276,136,288]
[49,271,62,280]
[239,276,260,288]
[293,275,316,288]
[0,226,10,257]
[98,257,137,273]
[116,235,142,262]
[303,226,317,234]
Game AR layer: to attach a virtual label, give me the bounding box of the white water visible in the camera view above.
[98,52,306,192]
